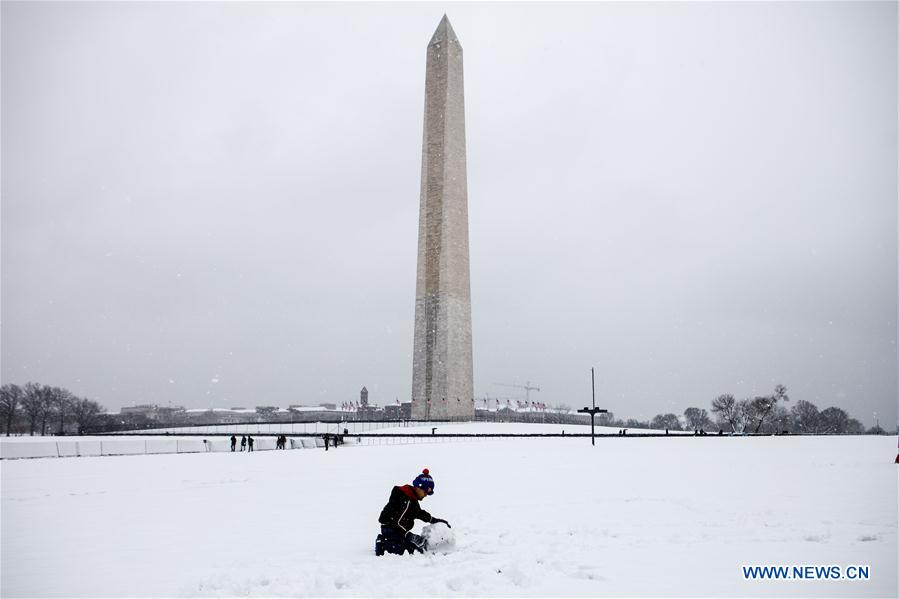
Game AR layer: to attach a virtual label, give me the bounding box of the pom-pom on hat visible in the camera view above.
[412,468,435,495]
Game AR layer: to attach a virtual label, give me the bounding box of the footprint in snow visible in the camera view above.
[334,578,350,590]
[575,565,606,582]
[803,534,825,542]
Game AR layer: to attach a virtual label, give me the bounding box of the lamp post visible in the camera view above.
[577,367,608,446]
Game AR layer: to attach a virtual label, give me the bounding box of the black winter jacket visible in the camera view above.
[378,485,433,533]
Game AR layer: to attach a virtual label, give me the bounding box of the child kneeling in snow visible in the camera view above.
[376,468,451,556]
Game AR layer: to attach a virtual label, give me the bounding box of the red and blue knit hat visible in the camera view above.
[412,468,435,495]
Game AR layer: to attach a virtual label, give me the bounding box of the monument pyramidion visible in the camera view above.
[411,15,474,421]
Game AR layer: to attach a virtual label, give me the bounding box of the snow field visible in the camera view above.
[1,432,896,597]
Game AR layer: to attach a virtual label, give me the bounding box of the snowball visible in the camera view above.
[422,522,455,553]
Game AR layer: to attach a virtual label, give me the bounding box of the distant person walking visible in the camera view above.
[248,435,254,452]
[230,435,237,452]
[240,435,247,451]
[324,434,330,451]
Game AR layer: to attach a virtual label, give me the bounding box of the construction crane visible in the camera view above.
[493,381,541,403]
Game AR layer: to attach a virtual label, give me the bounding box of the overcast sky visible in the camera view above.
[2,2,896,426]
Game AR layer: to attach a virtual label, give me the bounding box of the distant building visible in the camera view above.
[384,402,411,420]
[183,408,252,425]
[121,404,161,419]
[357,387,384,419]
[120,404,185,423]
[157,405,186,422]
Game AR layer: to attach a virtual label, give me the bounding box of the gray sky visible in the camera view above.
[2,1,896,426]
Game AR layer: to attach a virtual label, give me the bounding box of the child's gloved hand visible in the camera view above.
[431,517,451,528]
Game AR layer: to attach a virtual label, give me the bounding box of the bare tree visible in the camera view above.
[20,382,45,436]
[790,400,820,434]
[710,394,743,432]
[749,384,789,433]
[683,407,712,430]
[650,413,682,431]
[743,396,771,432]
[760,405,791,434]
[71,398,104,434]
[47,387,75,435]
[818,407,850,433]
[0,383,23,436]
[39,385,56,435]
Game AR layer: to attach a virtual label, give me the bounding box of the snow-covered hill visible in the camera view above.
[1,428,895,597]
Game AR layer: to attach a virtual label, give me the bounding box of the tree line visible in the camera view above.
[596,385,883,434]
[706,384,875,434]
[0,383,105,436]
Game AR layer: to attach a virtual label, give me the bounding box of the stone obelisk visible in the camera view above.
[411,15,473,421]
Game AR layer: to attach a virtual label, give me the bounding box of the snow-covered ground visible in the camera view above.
[1,426,895,597]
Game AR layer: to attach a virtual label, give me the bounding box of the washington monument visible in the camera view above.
[411,16,474,420]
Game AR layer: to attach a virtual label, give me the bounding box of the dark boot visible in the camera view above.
[404,532,427,554]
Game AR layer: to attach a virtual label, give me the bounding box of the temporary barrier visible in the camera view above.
[134,420,450,437]
[2,430,757,460]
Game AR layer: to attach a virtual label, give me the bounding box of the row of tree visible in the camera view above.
[707,385,875,434]
[0,383,105,436]
[593,385,881,435]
